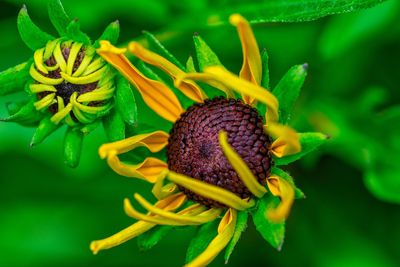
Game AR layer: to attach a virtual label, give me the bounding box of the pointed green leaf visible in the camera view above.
[250,194,285,250]
[94,20,120,48]
[193,34,223,71]
[275,132,328,166]
[102,109,125,142]
[273,64,307,124]
[0,61,31,96]
[137,225,172,251]
[186,220,219,263]
[63,127,83,168]
[186,56,197,73]
[48,0,71,36]
[143,31,185,71]
[17,5,54,51]
[1,98,42,123]
[66,19,91,45]
[224,211,248,263]
[31,116,60,146]
[271,167,305,199]
[116,75,138,126]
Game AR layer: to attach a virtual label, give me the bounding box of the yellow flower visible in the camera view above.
[91,14,311,267]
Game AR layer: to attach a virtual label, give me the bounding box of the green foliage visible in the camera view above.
[30,115,60,146]
[66,19,91,44]
[0,61,31,96]
[137,225,173,251]
[0,98,42,124]
[250,195,285,250]
[193,34,223,71]
[102,109,126,141]
[185,220,219,263]
[94,20,120,47]
[63,127,83,168]
[224,211,248,263]
[48,0,71,36]
[116,75,138,126]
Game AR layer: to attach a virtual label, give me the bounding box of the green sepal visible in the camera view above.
[193,34,223,71]
[102,108,125,142]
[224,211,248,263]
[80,121,100,135]
[66,19,91,45]
[143,31,185,71]
[185,220,219,263]
[186,56,197,73]
[30,116,60,146]
[0,98,42,124]
[0,61,31,96]
[94,20,120,48]
[272,64,307,124]
[271,166,305,199]
[250,194,285,250]
[63,127,83,168]
[275,132,328,166]
[47,0,71,36]
[137,225,173,251]
[116,75,138,126]
[17,5,54,51]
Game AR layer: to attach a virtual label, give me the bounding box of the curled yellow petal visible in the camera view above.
[29,84,57,93]
[99,130,169,159]
[53,42,67,71]
[73,46,95,77]
[186,209,237,267]
[97,40,183,122]
[34,93,56,110]
[264,123,301,158]
[33,48,48,74]
[30,64,63,85]
[167,171,255,210]
[129,41,206,103]
[66,42,83,75]
[219,131,267,198]
[83,57,105,76]
[106,151,168,183]
[230,14,262,105]
[51,103,73,124]
[152,173,178,200]
[266,175,295,222]
[61,65,107,84]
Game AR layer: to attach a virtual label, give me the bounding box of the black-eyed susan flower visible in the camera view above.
[91,14,327,266]
[0,0,137,167]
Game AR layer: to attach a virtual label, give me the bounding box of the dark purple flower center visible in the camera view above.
[167,97,273,207]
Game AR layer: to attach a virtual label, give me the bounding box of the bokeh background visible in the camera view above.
[1,0,399,266]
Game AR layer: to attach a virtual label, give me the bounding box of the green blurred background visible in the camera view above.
[1,0,400,266]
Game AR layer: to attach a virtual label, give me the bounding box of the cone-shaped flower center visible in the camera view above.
[167,97,273,207]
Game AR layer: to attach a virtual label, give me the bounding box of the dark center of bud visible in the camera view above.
[167,97,273,207]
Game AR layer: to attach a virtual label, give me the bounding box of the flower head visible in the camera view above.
[0,0,137,167]
[91,14,327,266]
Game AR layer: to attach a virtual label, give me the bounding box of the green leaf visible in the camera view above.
[208,0,387,24]
[193,34,223,71]
[47,0,71,36]
[272,64,307,124]
[364,163,400,203]
[102,108,125,142]
[63,127,83,168]
[17,5,54,51]
[137,225,173,251]
[186,220,219,263]
[271,167,305,199]
[260,49,270,89]
[94,20,120,48]
[80,121,100,135]
[224,211,248,263]
[275,132,328,166]
[0,61,31,96]
[0,98,42,124]
[116,75,138,126]
[143,31,185,71]
[186,56,197,73]
[30,116,60,146]
[66,19,91,45]
[250,194,285,250]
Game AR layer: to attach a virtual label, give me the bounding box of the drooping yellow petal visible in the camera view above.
[30,64,63,85]
[129,42,207,103]
[266,175,295,222]
[53,42,67,72]
[264,123,301,158]
[106,151,168,183]
[29,84,57,93]
[219,131,267,198]
[97,40,183,122]
[230,14,262,105]
[167,171,255,210]
[186,209,237,267]
[51,103,73,124]
[61,65,107,84]
[33,48,48,74]
[66,42,83,75]
[179,66,279,122]
[34,93,56,110]
[99,131,169,159]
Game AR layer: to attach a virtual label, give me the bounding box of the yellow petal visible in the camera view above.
[73,46,96,77]
[61,65,107,84]
[53,42,67,72]
[230,14,262,105]
[264,123,301,157]
[152,173,178,200]
[186,209,237,267]
[34,93,56,110]
[30,64,63,85]
[99,131,169,159]
[219,131,267,198]
[51,103,73,124]
[266,175,295,222]
[106,151,168,183]
[29,84,57,93]
[66,42,83,75]
[33,48,48,74]
[167,171,255,210]
[129,41,207,103]
[97,40,183,122]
